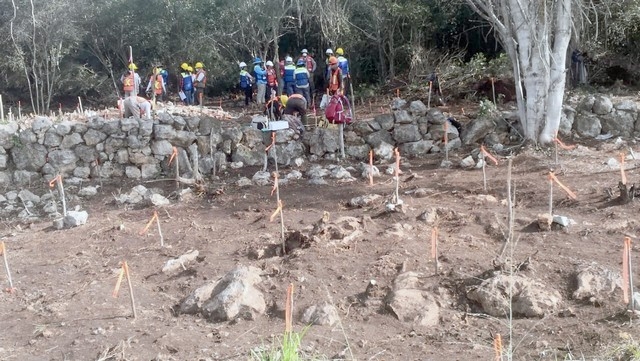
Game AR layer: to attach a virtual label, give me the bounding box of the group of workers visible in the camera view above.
[117,46,351,124]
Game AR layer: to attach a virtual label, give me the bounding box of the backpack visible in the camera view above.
[325,94,352,124]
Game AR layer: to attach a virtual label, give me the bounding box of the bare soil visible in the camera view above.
[0,103,638,361]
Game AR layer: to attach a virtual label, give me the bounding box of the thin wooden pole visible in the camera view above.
[0,94,4,123]
[427,81,432,109]
[548,172,554,217]
[339,123,345,158]
[1,242,14,291]
[123,261,137,319]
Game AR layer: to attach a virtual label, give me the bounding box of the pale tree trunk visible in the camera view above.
[466,0,573,143]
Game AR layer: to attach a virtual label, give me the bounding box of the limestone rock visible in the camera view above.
[393,110,413,124]
[592,95,613,115]
[301,302,340,326]
[349,194,382,207]
[393,124,421,143]
[467,274,562,318]
[409,100,428,116]
[391,98,407,110]
[572,263,622,302]
[386,272,440,327]
[461,117,495,145]
[200,266,266,322]
[63,210,89,228]
[573,113,602,138]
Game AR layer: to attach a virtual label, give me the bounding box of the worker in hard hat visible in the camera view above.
[146,66,166,102]
[123,95,152,120]
[324,49,334,84]
[193,62,207,106]
[327,56,343,96]
[294,59,311,106]
[283,93,307,134]
[336,48,350,98]
[298,49,317,101]
[239,62,255,107]
[265,61,278,100]
[187,66,196,104]
[253,57,267,105]
[283,56,296,96]
[121,63,141,97]
[179,63,194,105]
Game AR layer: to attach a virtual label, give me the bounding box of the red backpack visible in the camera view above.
[325,94,353,124]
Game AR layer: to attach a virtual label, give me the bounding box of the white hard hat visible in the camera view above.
[239,62,247,68]
[326,48,333,55]
[302,49,308,54]
[266,61,274,66]
[285,56,293,62]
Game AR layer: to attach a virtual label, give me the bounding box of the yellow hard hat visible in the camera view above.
[280,95,289,107]
[195,62,204,69]
[181,62,189,70]
[187,66,194,72]
[336,48,344,56]
[128,63,138,70]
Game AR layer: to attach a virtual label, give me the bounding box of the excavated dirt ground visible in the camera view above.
[1,102,640,361]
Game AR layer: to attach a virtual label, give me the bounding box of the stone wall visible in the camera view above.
[0,99,460,187]
[563,95,640,138]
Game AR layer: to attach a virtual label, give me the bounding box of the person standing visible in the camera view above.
[265,60,278,100]
[298,49,317,101]
[121,63,141,97]
[188,66,196,104]
[179,63,194,105]
[239,62,254,107]
[336,48,350,98]
[283,56,296,96]
[327,56,343,96]
[324,49,334,85]
[193,62,207,106]
[146,67,166,102]
[253,57,267,105]
[294,59,311,106]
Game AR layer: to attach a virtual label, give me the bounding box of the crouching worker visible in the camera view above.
[123,96,152,119]
[282,93,306,134]
[264,93,285,121]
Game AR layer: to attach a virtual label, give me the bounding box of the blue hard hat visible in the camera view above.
[253,57,262,64]
[296,59,305,66]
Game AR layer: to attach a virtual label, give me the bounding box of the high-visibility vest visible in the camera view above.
[294,67,309,88]
[337,56,349,78]
[267,68,278,86]
[329,68,341,92]
[123,72,135,92]
[151,75,163,95]
[239,70,251,89]
[181,72,193,91]
[284,65,296,82]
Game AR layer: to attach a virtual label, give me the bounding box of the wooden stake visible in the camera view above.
[199,92,204,115]
[482,152,487,192]
[0,94,4,123]
[491,77,496,104]
[339,123,345,158]
[285,283,294,333]
[431,227,439,275]
[427,81,432,109]
[49,175,67,216]
[393,148,401,204]
[123,261,137,319]
[78,97,84,115]
[368,150,374,186]
[443,121,449,162]
[155,211,164,247]
[0,242,15,292]
[18,101,22,121]
[548,172,554,217]
[621,152,627,186]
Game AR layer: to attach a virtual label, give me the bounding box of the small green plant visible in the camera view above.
[478,99,499,118]
[250,327,311,361]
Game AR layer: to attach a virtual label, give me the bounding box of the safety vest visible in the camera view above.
[195,69,207,88]
[294,67,309,88]
[181,72,193,91]
[299,56,315,73]
[151,74,163,95]
[123,72,135,92]
[329,68,341,91]
[267,68,277,86]
[284,65,296,83]
[337,56,349,78]
[239,70,251,89]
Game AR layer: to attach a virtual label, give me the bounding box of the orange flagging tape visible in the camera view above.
[369,150,374,186]
[139,211,158,235]
[265,132,276,153]
[394,148,401,177]
[622,237,631,304]
[270,200,283,222]
[48,175,61,188]
[431,227,438,259]
[285,283,294,333]
[480,145,499,165]
[168,147,178,166]
[620,152,627,186]
[548,172,577,200]
[271,172,279,196]
[443,122,449,145]
[112,263,125,298]
[494,333,503,361]
[554,137,576,150]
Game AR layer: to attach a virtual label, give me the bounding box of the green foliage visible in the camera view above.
[250,328,320,361]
